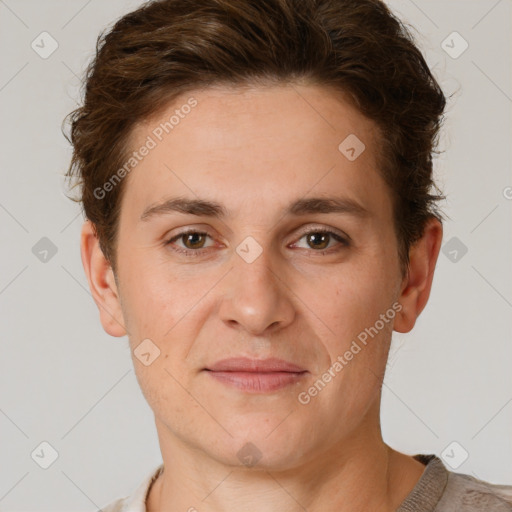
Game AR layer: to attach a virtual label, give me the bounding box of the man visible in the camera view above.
[65,0,512,510]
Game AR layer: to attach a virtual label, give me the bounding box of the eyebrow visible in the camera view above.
[139,196,370,222]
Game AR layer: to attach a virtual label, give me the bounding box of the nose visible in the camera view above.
[218,243,296,336]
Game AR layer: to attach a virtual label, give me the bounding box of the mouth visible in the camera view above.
[203,357,308,393]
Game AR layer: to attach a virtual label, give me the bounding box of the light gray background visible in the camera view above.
[0,0,511,510]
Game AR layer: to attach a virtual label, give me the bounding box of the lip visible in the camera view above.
[206,357,306,373]
[204,357,308,393]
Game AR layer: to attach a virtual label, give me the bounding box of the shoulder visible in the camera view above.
[398,454,512,512]
[437,469,512,511]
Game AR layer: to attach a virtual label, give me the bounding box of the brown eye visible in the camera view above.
[166,230,214,255]
[306,232,331,250]
[181,232,207,249]
[292,229,349,253]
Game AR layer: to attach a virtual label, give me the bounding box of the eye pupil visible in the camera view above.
[307,232,329,250]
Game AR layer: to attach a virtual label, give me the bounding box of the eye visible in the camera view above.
[292,228,349,253]
[165,227,350,257]
[165,230,215,255]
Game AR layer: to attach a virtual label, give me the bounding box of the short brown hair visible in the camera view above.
[63,0,447,276]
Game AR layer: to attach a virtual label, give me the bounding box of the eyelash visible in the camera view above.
[165,228,350,257]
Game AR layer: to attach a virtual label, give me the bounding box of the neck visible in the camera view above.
[147,411,426,512]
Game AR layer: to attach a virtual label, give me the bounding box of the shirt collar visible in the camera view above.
[120,463,164,512]
[396,454,449,512]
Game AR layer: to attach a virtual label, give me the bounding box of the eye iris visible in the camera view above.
[307,232,329,250]
[183,233,205,249]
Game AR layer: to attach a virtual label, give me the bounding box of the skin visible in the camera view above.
[81,83,443,512]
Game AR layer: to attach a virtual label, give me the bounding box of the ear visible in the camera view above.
[80,220,127,337]
[394,217,443,333]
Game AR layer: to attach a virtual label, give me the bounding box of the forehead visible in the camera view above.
[133,83,381,152]
[122,83,390,220]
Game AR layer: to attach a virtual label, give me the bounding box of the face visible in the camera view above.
[104,84,407,469]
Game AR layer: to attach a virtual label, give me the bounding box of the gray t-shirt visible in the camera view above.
[99,454,512,511]
[397,454,512,511]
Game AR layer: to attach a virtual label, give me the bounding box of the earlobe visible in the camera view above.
[394,218,443,333]
[80,220,127,338]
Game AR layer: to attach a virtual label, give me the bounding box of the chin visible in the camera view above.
[208,424,313,471]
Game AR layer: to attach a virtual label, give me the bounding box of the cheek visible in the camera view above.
[306,268,396,339]
[134,359,207,438]
[119,256,202,336]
